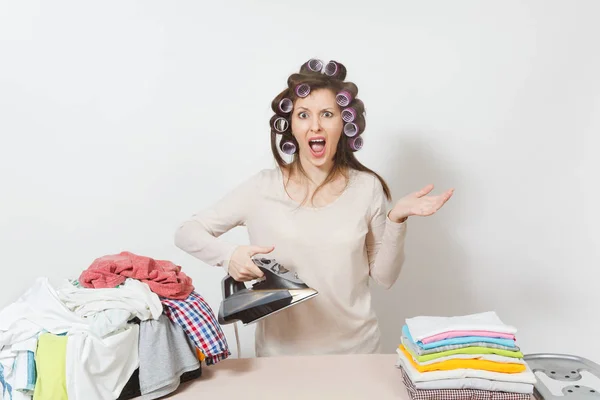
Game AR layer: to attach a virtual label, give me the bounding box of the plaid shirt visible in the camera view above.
[401,367,532,400]
[161,291,230,365]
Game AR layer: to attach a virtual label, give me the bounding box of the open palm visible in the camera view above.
[391,184,454,221]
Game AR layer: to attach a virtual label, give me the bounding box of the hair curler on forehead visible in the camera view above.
[295,83,311,98]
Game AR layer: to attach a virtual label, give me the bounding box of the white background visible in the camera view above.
[1,0,599,361]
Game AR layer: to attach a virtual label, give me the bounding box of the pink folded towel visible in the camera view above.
[79,251,194,300]
[420,330,516,344]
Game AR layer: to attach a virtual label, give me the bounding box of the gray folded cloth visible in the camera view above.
[138,314,200,400]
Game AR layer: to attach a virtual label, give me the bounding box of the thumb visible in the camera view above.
[248,245,275,256]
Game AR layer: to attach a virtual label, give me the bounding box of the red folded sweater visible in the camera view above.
[79,251,194,300]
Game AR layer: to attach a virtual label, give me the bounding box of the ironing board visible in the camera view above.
[157,353,541,399]
[153,353,476,400]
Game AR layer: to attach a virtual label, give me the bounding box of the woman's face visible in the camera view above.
[291,88,343,170]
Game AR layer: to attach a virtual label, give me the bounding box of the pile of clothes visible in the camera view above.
[396,311,537,400]
[0,251,229,400]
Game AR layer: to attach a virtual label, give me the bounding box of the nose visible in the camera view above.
[309,115,322,132]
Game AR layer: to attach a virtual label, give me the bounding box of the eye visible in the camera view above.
[322,111,333,117]
[298,111,308,119]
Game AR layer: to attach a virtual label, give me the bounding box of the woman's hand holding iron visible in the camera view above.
[388,184,454,223]
[228,245,275,281]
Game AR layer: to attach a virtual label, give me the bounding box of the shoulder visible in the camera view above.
[350,169,385,197]
[254,167,281,183]
[241,167,281,190]
[348,169,389,220]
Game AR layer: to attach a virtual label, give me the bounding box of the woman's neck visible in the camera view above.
[293,160,334,187]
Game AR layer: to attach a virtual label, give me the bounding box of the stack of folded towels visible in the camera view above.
[396,311,537,400]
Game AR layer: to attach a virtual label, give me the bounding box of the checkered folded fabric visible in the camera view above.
[161,291,230,365]
[400,367,531,400]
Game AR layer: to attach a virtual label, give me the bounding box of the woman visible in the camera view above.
[174,58,453,357]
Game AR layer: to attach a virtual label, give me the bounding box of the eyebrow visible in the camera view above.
[296,107,335,111]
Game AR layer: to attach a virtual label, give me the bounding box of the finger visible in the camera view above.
[248,245,275,256]
[437,189,454,206]
[236,268,261,281]
[245,262,265,278]
[237,273,254,282]
[231,271,249,282]
[415,184,434,198]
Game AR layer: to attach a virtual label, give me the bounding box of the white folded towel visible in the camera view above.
[405,311,517,341]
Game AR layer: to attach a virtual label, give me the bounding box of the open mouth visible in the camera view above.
[308,137,326,157]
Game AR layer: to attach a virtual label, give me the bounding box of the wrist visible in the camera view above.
[388,210,408,223]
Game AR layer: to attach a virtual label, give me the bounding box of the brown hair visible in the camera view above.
[269,59,391,206]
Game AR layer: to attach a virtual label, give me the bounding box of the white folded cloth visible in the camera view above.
[405,311,517,341]
[398,358,533,394]
[395,348,536,385]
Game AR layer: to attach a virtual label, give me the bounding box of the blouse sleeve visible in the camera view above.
[365,175,408,289]
[174,171,262,269]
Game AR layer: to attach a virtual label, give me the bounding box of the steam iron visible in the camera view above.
[217,258,318,325]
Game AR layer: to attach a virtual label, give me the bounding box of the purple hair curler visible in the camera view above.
[341,107,356,123]
[307,58,324,72]
[273,117,289,133]
[280,139,297,155]
[343,122,358,137]
[348,136,363,151]
[295,83,310,98]
[278,98,293,113]
[323,61,338,77]
[336,90,353,107]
